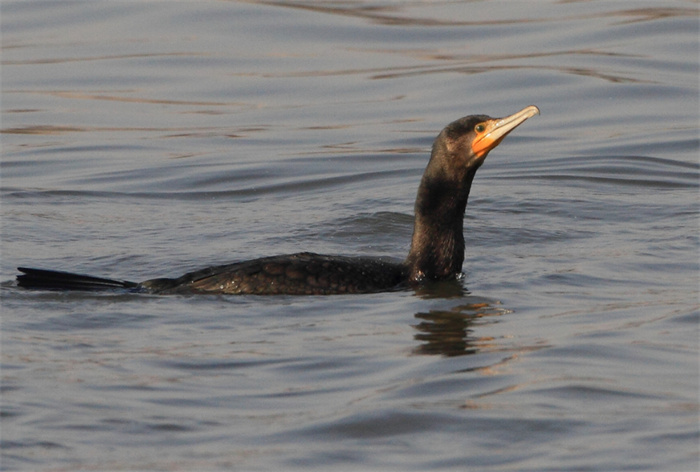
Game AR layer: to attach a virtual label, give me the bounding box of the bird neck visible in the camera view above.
[405,167,477,283]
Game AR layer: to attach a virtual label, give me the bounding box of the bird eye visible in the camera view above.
[475,124,485,133]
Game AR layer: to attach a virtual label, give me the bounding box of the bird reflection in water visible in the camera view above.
[412,298,508,357]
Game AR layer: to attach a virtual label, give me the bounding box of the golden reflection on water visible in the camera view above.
[245,1,697,27]
[234,46,653,84]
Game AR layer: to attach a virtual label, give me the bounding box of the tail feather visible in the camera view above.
[16,267,139,292]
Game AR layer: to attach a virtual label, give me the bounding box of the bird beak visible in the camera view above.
[472,105,540,158]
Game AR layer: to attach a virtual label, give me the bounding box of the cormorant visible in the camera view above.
[17,105,539,295]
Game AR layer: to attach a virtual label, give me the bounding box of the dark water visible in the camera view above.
[2,1,698,471]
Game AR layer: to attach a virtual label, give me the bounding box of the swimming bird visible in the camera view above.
[17,105,539,295]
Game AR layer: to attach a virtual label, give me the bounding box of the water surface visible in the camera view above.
[2,1,698,471]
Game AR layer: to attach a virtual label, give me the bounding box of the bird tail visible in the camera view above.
[16,267,140,292]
